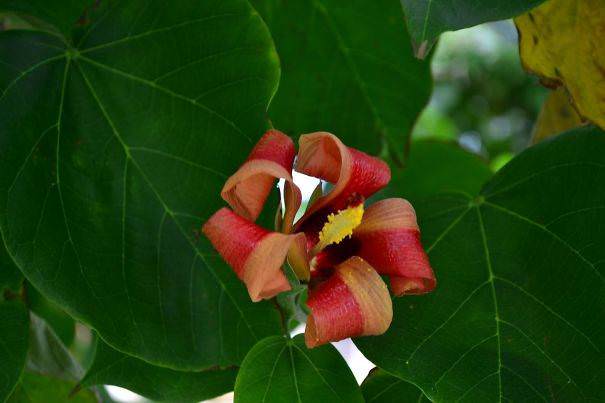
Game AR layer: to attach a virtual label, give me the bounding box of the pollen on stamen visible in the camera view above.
[313,203,364,254]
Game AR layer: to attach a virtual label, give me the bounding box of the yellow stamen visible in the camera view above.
[313,203,364,254]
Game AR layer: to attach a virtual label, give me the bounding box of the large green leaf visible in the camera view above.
[0,0,91,36]
[401,0,545,57]
[0,300,29,402]
[0,0,282,371]
[234,335,363,403]
[80,338,237,402]
[379,140,492,205]
[361,369,429,403]
[356,126,605,401]
[7,372,97,403]
[251,0,432,160]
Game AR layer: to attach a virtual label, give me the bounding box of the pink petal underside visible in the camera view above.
[221,130,301,231]
[305,256,392,348]
[294,132,391,232]
[354,198,436,295]
[202,208,305,301]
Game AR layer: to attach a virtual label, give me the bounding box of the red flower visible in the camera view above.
[203,130,435,348]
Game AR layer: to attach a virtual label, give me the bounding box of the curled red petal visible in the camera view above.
[221,130,301,230]
[305,256,392,348]
[202,208,305,301]
[353,198,436,295]
[295,132,390,231]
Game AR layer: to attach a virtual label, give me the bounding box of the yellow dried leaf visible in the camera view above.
[532,87,584,144]
[515,0,605,129]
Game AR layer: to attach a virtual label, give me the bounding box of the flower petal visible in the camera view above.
[221,130,301,231]
[305,256,392,348]
[295,132,390,229]
[353,198,435,295]
[202,208,305,301]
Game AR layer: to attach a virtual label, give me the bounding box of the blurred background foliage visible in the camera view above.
[413,20,547,171]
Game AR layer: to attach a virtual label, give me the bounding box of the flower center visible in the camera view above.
[312,203,364,254]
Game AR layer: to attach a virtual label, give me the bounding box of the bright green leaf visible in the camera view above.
[402,0,545,57]
[357,126,605,401]
[0,300,29,402]
[7,372,97,403]
[252,0,432,161]
[0,0,92,36]
[80,338,237,402]
[361,369,429,403]
[0,0,281,371]
[234,335,363,403]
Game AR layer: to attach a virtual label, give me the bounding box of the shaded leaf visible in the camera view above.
[7,372,97,403]
[234,335,363,403]
[356,126,605,401]
[0,0,91,36]
[401,0,545,57]
[0,241,21,295]
[27,284,75,346]
[252,0,432,161]
[516,0,605,130]
[0,0,281,371]
[80,338,237,403]
[379,140,492,205]
[361,369,429,403]
[532,88,584,144]
[0,300,29,402]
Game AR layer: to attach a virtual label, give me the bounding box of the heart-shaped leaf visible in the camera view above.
[402,0,545,57]
[234,335,363,403]
[0,300,29,401]
[251,0,432,161]
[356,126,605,401]
[362,369,429,402]
[80,338,237,402]
[0,0,282,370]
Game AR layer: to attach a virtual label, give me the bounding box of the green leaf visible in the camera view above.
[0,0,92,36]
[234,335,363,403]
[0,300,29,402]
[356,126,605,401]
[7,372,97,403]
[361,369,429,403]
[80,338,237,402]
[380,140,492,205]
[251,0,432,160]
[401,0,545,57]
[0,0,282,371]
